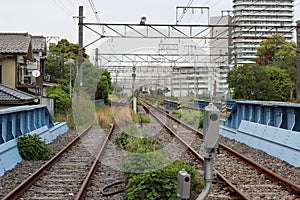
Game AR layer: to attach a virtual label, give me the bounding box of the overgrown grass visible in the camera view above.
[95,105,113,128]
[132,113,151,123]
[172,109,204,129]
[52,108,75,129]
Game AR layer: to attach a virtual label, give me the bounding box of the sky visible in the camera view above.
[1,0,300,56]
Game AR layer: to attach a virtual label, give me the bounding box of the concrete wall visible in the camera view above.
[40,97,54,116]
[2,58,16,88]
[0,105,69,176]
[0,122,68,176]
[220,100,300,167]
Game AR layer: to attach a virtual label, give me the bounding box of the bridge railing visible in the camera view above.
[0,105,53,145]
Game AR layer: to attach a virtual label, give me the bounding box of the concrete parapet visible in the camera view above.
[221,100,300,167]
[0,105,69,176]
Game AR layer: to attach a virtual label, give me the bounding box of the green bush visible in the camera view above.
[114,127,203,199]
[17,134,54,160]
[171,109,205,129]
[47,87,71,115]
[132,113,142,123]
[171,110,182,118]
[141,116,151,123]
[132,113,152,123]
[124,160,203,200]
[198,111,204,129]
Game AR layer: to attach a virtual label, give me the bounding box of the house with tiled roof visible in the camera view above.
[0,84,39,106]
[0,33,47,96]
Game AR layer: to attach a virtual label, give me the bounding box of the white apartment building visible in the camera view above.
[232,0,294,65]
[209,15,233,97]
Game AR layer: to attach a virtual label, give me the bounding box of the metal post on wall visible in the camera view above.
[296,20,300,100]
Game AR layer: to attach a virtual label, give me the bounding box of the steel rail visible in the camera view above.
[2,124,94,200]
[142,99,300,195]
[75,123,115,200]
[141,100,250,200]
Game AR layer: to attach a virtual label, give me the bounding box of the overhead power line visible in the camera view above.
[54,0,73,16]
[87,0,101,23]
[177,0,195,23]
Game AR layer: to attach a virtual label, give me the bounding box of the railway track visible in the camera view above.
[2,124,115,200]
[141,99,300,199]
[3,99,299,199]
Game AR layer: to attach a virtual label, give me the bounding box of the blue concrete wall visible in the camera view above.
[0,105,69,176]
[194,100,236,110]
[221,100,300,167]
[163,99,181,110]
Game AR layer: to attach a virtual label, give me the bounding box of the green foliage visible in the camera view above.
[53,109,75,129]
[114,126,160,153]
[157,99,165,106]
[171,110,182,118]
[95,69,113,103]
[18,134,54,160]
[132,113,151,123]
[172,110,204,129]
[227,64,273,100]
[45,39,88,83]
[81,61,113,102]
[265,66,294,101]
[198,111,204,129]
[132,113,142,123]
[45,54,64,82]
[72,92,95,130]
[227,64,293,101]
[124,160,203,200]
[256,34,296,66]
[114,127,203,199]
[141,116,151,123]
[46,85,71,114]
[255,33,296,97]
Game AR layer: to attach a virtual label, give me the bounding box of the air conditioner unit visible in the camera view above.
[24,77,31,84]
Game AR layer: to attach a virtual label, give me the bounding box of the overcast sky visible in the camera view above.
[1,0,300,56]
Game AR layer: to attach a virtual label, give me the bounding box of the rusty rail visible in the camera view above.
[142,99,300,197]
[2,124,93,200]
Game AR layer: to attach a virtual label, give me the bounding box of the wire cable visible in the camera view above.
[54,0,74,16]
[177,0,195,23]
[87,0,101,23]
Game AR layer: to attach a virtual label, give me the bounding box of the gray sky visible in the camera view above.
[1,0,300,56]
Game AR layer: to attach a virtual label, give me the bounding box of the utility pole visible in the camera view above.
[78,6,84,92]
[95,48,99,67]
[296,20,300,100]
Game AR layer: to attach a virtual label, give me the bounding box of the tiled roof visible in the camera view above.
[0,33,31,54]
[0,84,37,104]
[31,36,47,54]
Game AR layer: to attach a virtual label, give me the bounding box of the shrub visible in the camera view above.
[124,160,203,200]
[18,134,54,160]
[198,111,204,129]
[47,87,71,115]
[141,116,151,123]
[114,127,204,199]
[171,110,182,118]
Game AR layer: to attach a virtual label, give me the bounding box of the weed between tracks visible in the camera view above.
[95,105,113,128]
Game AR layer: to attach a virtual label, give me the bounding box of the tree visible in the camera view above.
[46,84,71,114]
[227,65,293,101]
[45,39,88,83]
[79,60,113,103]
[256,33,296,83]
[95,70,113,103]
[227,65,274,100]
[265,66,294,101]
